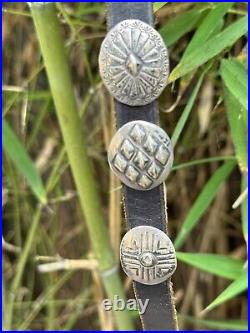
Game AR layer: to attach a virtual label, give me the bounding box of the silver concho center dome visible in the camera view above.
[99,19,169,106]
[120,226,177,285]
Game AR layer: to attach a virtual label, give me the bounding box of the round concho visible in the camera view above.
[120,226,177,285]
[99,19,169,106]
[108,120,173,190]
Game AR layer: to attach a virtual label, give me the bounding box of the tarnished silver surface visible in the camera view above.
[120,226,177,285]
[108,120,173,190]
[99,19,169,106]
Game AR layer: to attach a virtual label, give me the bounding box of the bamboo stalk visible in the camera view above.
[6,204,43,330]
[29,3,133,330]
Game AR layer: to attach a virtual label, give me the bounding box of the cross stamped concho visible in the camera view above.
[108,120,173,190]
[120,226,177,285]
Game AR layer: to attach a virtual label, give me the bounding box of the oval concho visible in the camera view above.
[108,120,173,190]
[99,19,169,106]
[120,226,177,285]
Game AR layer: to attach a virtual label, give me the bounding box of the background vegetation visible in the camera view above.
[2,2,248,330]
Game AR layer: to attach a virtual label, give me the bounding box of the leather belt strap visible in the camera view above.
[106,2,178,331]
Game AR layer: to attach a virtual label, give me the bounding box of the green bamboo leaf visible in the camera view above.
[153,2,167,12]
[175,160,236,249]
[2,118,47,204]
[169,15,248,82]
[183,2,234,58]
[179,314,248,331]
[172,156,236,171]
[160,8,208,46]
[171,72,205,148]
[223,85,248,171]
[177,252,244,280]
[204,268,248,312]
[221,58,248,110]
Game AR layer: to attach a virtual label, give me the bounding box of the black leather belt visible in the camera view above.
[99,2,178,330]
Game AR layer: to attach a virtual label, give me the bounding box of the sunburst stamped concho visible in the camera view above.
[108,120,173,190]
[99,19,169,106]
[120,226,177,285]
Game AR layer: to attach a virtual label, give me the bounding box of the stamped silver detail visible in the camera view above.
[108,120,173,190]
[99,19,169,106]
[120,226,177,285]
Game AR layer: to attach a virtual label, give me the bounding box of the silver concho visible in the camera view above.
[108,120,173,190]
[99,19,169,106]
[120,226,177,285]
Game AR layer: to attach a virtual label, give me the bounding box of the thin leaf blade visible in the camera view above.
[177,252,244,280]
[221,58,248,110]
[153,2,167,12]
[175,160,236,249]
[169,15,248,82]
[171,73,205,148]
[179,315,248,331]
[160,8,207,46]
[183,2,234,58]
[2,118,47,204]
[204,268,248,312]
[223,84,248,172]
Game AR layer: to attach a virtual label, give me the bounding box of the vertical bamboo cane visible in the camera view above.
[29,3,133,330]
